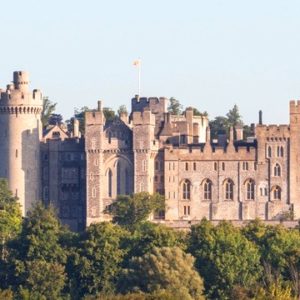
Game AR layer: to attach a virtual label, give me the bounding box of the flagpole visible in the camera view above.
[138,58,141,96]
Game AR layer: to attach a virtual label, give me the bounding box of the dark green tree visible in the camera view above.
[189,219,262,299]
[41,97,57,128]
[167,97,183,115]
[226,104,243,127]
[209,116,229,139]
[0,179,22,261]
[68,222,130,297]
[106,193,165,229]
[103,107,116,121]
[120,247,204,300]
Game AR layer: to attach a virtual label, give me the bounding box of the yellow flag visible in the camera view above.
[133,59,141,66]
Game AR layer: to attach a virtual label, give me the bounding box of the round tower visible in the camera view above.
[0,71,43,215]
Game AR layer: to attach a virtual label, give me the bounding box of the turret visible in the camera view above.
[0,71,43,215]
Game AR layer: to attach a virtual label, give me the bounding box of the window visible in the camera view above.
[214,162,218,171]
[267,146,272,158]
[184,205,190,216]
[15,149,18,158]
[193,162,196,171]
[125,169,130,195]
[182,180,191,200]
[225,179,234,200]
[272,186,281,200]
[203,179,212,200]
[142,160,147,172]
[243,162,249,171]
[280,146,284,157]
[108,132,112,144]
[274,164,281,177]
[185,162,189,171]
[222,162,225,171]
[108,169,112,197]
[92,187,97,198]
[155,161,159,171]
[117,162,121,195]
[246,179,255,200]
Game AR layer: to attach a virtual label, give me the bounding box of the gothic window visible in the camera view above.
[274,164,281,177]
[108,169,112,197]
[224,179,234,200]
[117,162,121,195]
[203,179,212,200]
[272,186,281,200]
[182,180,191,200]
[246,179,255,200]
[267,146,272,158]
[125,168,130,195]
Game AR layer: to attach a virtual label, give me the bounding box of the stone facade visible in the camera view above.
[1,71,300,230]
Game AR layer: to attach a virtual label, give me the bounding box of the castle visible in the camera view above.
[1,71,300,231]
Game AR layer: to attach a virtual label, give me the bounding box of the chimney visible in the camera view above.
[235,124,244,140]
[259,110,263,125]
[97,100,102,111]
[73,118,79,137]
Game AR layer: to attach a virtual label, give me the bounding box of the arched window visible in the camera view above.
[274,163,281,176]
[182,180,191,200]
[108,169,112,197]
[224,179,234,200]
[125,168,130,195]
[117,161,121,195]
[272,186,281,200]
[203,179,212,200]
[280,146,284,157]
[267,146,272,158]
[246,179,255,200]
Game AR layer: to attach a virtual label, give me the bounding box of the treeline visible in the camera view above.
[1,180,300,299]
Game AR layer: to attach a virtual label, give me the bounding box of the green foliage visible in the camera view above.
[68,222,130,297]
[189,219,262,299]
[41,97,57,128]
[167,97,183,115]
[226,104,243,127]
[103,107,116,121]
[106,192,165,228]
[117,105,128,116]
[19,260,66,300]
[120,247,204,300]
[0,179,22,260]
[193,107,208,117]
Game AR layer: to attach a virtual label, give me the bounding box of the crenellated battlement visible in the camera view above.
[131,95,168,114]
[256,124,290,137]
[0,71,42,107]
[132,108,156,126]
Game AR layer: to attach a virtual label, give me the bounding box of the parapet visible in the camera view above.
[131,95,168,114]
[255,124,290,137]
[132,108,156,126]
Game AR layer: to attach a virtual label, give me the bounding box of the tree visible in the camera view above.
[106,193,165,228]
[192,108,208,117]
[41,97,57,128]
[189,220,262,299]
[118,105,128,116]
[19,260,66,299]
[103,107,116,121]
[120,247,204,300]
[48,113,63,126]
[0,179,22,261]
[226,104,243,127]
[124,222,186,264]
[209,116,229,139]
[68,222,130,297]
[167,97,183,115]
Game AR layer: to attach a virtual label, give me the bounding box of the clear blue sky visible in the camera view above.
[1,0,300,125]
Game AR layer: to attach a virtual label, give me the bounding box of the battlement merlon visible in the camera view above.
[131,95,168,114]
[85,100,104,125]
